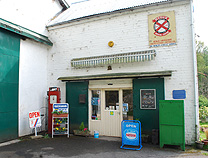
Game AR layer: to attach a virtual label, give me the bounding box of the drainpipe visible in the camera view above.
[190,0,199,141]
[57,0,70,11]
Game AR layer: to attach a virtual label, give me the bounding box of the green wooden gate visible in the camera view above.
[133,78,164,134]
[66,81,88,133]
[0,29,20,142]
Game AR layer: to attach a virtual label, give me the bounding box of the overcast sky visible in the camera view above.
[193,0,208,46]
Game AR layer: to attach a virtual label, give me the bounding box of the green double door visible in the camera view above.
[0,29,20,142]
[133,78,164,134]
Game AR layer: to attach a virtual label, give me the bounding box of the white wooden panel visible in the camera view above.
[89,79,132,89]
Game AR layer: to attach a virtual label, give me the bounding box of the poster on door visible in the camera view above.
[140,89,156,109]
[148,11,176,47]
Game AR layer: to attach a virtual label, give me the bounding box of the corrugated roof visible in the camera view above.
[48,0,171,27]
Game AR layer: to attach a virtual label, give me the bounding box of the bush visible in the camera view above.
[199,105,208,120]
[199,95,208,107]
[79,122,85,131]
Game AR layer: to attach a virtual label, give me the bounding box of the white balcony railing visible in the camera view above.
[71,50,156,68]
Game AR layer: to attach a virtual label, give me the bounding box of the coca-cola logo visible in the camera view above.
[126,133,136,139]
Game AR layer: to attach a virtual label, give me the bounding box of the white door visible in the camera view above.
[102,89,123,137]
[89,79,132,137]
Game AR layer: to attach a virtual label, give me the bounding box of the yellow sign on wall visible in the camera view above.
[148,11,176,47]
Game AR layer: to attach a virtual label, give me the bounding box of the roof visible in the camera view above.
[58,71,172,81]
[47,0,171,27]
[0,18,53,46]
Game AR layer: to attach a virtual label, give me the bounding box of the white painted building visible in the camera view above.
[0,0,198,146]
[47,0,198,145]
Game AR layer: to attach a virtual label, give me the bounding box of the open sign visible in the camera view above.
[29,110,41,128]
[29,111,40,119]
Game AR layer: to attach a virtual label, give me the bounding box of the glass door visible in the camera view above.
[123,89,133,120]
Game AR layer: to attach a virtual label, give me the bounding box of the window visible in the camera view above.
[91,90,101,120]
[105,90,119,110]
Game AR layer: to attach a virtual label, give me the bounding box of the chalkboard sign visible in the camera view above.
[140,89,156,109]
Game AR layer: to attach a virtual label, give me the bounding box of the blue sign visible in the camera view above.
[173,90,186,99]
[53,103,69,113]
[91,97,99,106]
[120,120,142,150]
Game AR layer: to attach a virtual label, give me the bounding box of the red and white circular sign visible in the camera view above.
[153,16,171,36]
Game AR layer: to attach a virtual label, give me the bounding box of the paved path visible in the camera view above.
[0,136,207,158]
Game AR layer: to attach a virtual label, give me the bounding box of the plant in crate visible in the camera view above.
[52,110,68,117]
[55,127,67,134]
[73,122,90,136]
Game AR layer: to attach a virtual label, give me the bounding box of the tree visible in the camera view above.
[197,41,208,98]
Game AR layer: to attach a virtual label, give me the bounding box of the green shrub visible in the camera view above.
[199,105,208,120]
[79,122,85,131]
[199,95,208,107]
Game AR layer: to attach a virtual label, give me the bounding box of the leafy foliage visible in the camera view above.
[197,41,208,98]
[199,95,208,107]
[199,105,208,120]
[79,122,85,131]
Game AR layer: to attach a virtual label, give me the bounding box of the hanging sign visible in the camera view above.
[148,11,176,47]
[29,110,41,128]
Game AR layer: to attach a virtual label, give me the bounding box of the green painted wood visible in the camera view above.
[0,18,53,46]
[66,81,89,133]
[58,71,172,81]
[133,78,164,133]
[0,29,20,142]
[159,100,185,150]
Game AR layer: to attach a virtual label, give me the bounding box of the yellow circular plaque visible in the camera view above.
[108,41,114,47]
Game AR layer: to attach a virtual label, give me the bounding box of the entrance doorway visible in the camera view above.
[89,88,133,137]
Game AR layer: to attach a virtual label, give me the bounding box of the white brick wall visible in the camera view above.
[48,1,197,144]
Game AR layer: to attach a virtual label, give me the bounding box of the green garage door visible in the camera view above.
[66,81,88,133]
[0,29,20,142]
[133,78,164,134]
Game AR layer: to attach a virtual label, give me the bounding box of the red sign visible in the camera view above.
[29,111,41,128]
[126,133,136,139]
[153,16,171,37]
[29,111,40,119]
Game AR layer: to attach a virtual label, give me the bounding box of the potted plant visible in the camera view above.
[195,140,204,149]
[202,128,208,146]
[52,110,68,117]
[73,122,90,136]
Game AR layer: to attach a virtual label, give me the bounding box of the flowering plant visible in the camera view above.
[55,127,67,132]
[54,118,67,124]
[73,122,90,136]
